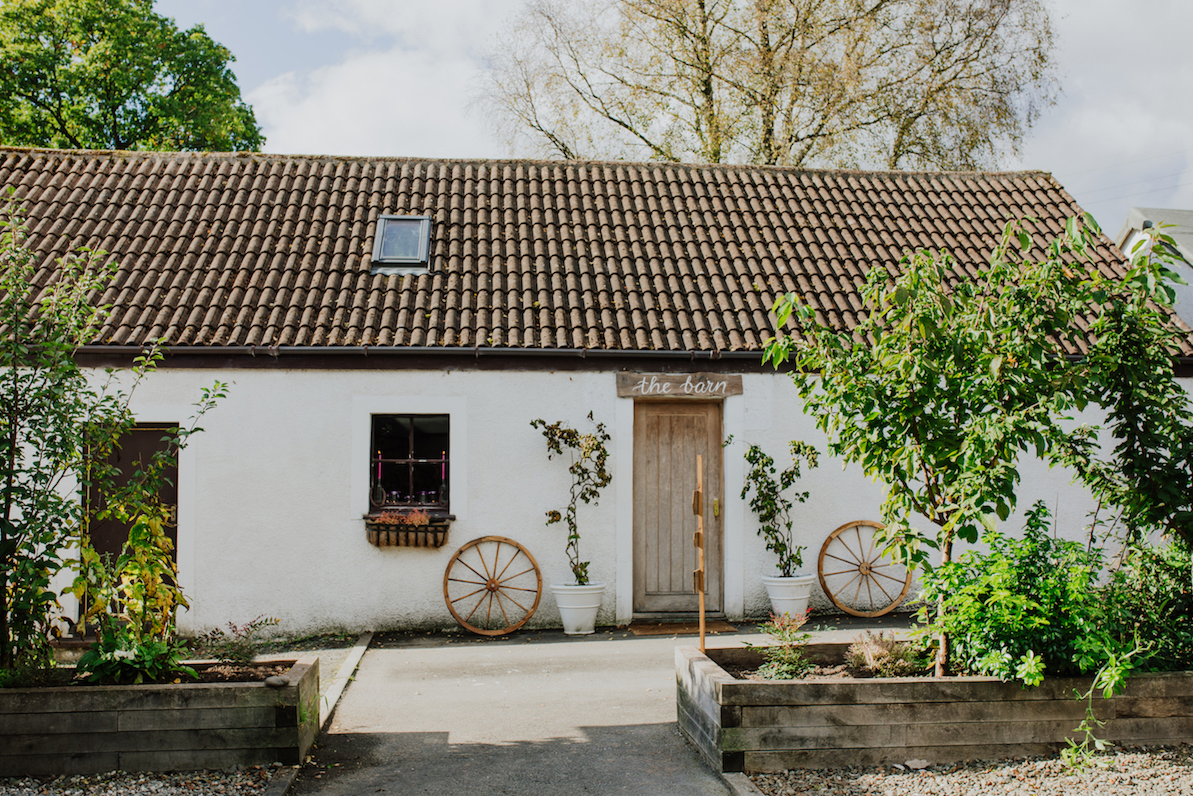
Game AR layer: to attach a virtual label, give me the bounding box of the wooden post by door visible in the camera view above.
[633,401,723,615]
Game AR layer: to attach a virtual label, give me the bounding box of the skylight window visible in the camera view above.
[372,215,431,272]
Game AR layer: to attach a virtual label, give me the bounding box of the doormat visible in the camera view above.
[627,620,737,636]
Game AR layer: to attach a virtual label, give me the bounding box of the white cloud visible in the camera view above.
[247,0,526,158]
[249,45,503,158]
[1013,0,1193,231]
[288,0,515,54]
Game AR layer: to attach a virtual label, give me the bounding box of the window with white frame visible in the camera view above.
[369,414,449,511]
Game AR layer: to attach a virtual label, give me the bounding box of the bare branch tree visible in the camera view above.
[479,0,1055,169]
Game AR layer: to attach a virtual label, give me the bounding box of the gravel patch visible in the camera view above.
[750,746,1193,795]
[0,765,282,795]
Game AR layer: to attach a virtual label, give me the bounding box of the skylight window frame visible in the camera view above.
[371,214,433,274]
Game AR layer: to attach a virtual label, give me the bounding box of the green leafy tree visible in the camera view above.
[1060,227,1193,549]
[764,216,1120,674]
[0,0,263,151]
[764,216,1193,676]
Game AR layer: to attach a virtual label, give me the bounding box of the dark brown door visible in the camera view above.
[633,402,723,614]
[87,424,179,568]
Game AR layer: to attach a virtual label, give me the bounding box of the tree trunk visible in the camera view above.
[0,568,9,670]
[934,531,954,678]
[755,1,777,164]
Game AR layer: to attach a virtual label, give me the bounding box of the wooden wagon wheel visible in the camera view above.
[817,520,912,618]
[443,536,543,636]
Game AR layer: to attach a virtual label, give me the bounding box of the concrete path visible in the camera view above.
[289,616,911,795]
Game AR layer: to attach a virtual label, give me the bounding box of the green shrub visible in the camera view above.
[919,502,1115,685]
[1103,541,1193,672]
[76,626,196,685]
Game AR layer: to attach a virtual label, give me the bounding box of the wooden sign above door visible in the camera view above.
[617,372,743,399]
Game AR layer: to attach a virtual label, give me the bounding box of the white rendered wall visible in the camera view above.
[92,365,1190,636]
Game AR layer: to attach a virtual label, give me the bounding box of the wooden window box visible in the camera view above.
[364,514,454,548]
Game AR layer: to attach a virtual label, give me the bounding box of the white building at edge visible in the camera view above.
[4,147,1190,636]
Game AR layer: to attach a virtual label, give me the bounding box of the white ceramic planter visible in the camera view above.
[760,573,816,618]
[550,582,606,635]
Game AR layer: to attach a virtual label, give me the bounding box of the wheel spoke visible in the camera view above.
[864,574,875,608]
[834,536,864,564]
[863,525,877,561]
[495,584,539,594]
[824,552,860,566]
[450,587,487,605]
[498,590,529,614]
[457,559,488,583]
[493,591,512,627]
[498,566,536,584]
[495,550,522,581]
[475,545,493,581]
[462,591,487,622]
[447,576,487,586]
[856,526,874,566]
[871,575,896,603]
[823,568,861,577]
[832,571,862,600]
[873,570,908,584]
[853,572,866,604]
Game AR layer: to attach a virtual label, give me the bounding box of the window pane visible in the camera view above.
[373,415,411,459]
[375,462,411,505]
[413,462,447,504]
[379,218,425,261]
[412,415,449,459]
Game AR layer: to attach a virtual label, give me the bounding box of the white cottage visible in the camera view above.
[5,148,1190,635]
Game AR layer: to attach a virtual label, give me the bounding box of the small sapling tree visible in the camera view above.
[0,193,225,682]
[0,194,129,674]
[741,441,818,577]
[530,412,612,585]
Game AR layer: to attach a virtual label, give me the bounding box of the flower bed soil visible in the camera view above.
[677,644,1193,773]
[17,663,292,688]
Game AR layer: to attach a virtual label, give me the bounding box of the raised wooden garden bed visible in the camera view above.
[0,654,320,777]
[677,645,1193,772]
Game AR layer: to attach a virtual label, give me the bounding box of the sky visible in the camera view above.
[157,0,1193,238]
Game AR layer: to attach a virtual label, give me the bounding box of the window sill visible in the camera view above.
[363,512,455,548]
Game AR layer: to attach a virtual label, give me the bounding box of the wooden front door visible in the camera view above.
[633,401,723,614]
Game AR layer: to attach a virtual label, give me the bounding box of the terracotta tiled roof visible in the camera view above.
[3,147,1187,356]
